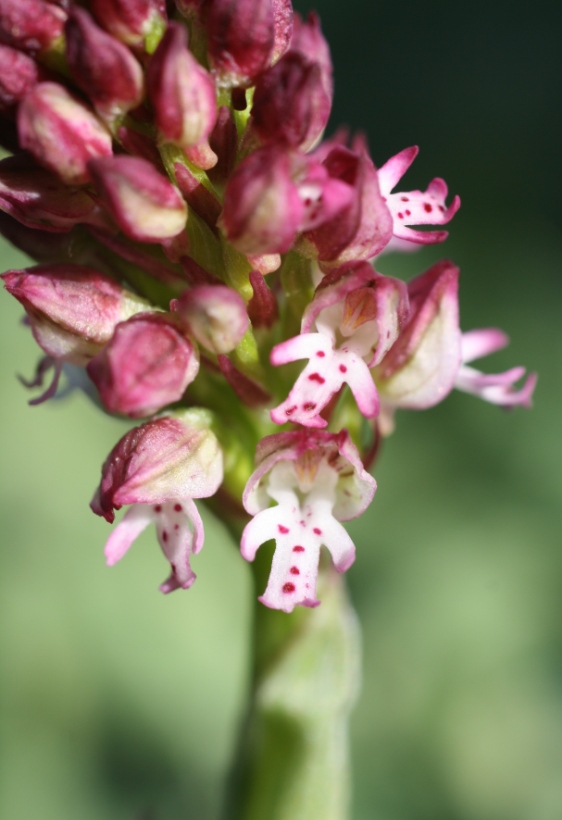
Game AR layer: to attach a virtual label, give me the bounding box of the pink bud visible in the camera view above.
[177,284,248,353]
[65,8,144,123]
[89,0,165,46]
[148,22,217,168]
[0,0,66,52]
[220,146,303,255]
[87,312,199,417]
[0,45,41,111]
[17,82,113,185]
[1,263,149,364]
[252,51,330,151]
[290,12,332,104]
[91,410,223,522]
[202,0,286,86]
[0,153,107,232]
[88,155,188,243]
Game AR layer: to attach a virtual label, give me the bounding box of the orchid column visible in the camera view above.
[0,0,536,818]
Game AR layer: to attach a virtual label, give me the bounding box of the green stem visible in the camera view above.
[223,545,361,820]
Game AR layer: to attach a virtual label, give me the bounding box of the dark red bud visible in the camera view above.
[0,0,66,52]
[252,51,330,150]
[89,0,165,46]
[0,45,41,111]
[202,0,275,86]
[65,8,144,122]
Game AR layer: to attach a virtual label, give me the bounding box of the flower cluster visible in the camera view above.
[0,0,536,612]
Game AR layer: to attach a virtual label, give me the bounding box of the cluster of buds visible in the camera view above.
[0,0,536,612]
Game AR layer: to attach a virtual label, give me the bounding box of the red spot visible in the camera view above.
[290,566,300,575]
[154,505,162,513]
[313,527,322,535]
[162,530,168,542]
[339,364,347,373]
[316,350,325,357]
[397,212,404,219]
[174,524,179,530]
[174,503,182,512]
[308,372,326,384]
[278,525,289,534]
[293,546,305,552]
[285,405,297,416]
[405,209,411,216]
[401,196,409,201]
[282,582,295,593]
[303,402,316,411]
[438,205,445,212]
[424,202,433,213]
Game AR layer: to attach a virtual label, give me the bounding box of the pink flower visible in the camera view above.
[270,262,408,427]
[455,329,537,407]
[377,146,460,246]
[91,410,223,592]
[241,430,376,612]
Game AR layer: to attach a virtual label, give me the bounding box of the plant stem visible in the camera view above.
[223,546,361,820]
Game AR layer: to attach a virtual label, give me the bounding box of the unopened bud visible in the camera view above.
[148,22,217,168]
[0,154,107,232]
[0,45,41,111]
[1,262,149,364]
[177,284,248,354]
[65,8,144,123]
[18,82,113,185]
[220,146,303,255]
[89,0,165,47]
[252,51,330,151]
[290,12,332,103]
[203,0,290,86]
[88,155,188,243]
[87,311,199,417]
[0,0,66,52]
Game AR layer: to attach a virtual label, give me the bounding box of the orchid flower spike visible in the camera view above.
[270,261,408,428]
[377,146,460,246]
[455,328,537,407]
[91,409,223,592]
[241,430,376,612]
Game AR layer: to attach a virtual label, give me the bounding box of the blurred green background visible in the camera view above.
[1,0,561,818]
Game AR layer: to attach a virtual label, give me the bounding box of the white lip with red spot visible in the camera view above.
[241,458,359,613]
[377,145,460,246]
[104,499,204,593]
